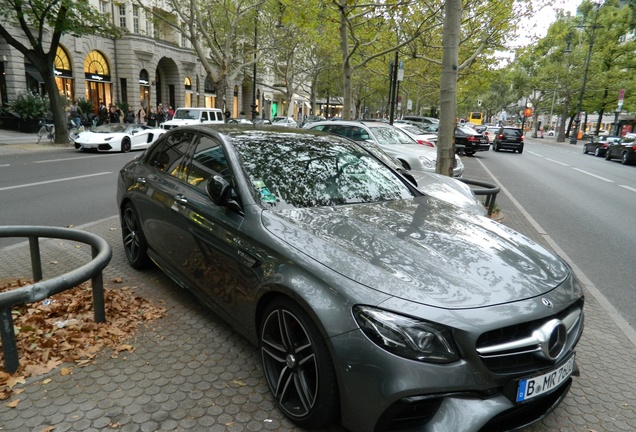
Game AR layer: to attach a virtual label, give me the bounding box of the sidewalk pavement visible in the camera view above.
[1,133,635,431]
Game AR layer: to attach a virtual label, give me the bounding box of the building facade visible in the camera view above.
[0,0,313,128]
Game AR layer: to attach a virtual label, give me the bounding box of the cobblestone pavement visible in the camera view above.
[1,134,635,431]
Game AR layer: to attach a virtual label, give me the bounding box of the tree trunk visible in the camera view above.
[436,0,462,177]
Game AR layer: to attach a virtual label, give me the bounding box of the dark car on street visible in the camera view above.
[605,133,636,164]
[117,125,584,432]
[583,135,620,157]
[493,126,524,153]
[454,125,490,155]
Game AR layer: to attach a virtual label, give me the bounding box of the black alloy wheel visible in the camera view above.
[595,147,602,157]
[605,150,612,160]
[622,152,630,165]
[121,202,150,269]
[121,137,132,153]
[260,298,339,429]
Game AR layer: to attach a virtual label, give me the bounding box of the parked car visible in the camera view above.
[393,122,437,147]
[73,123,166,152]
[300,115,326,127]
[402,115,439,127]
[455,125,490,156]
[271,116,298,127]
[160,107,224,130]
[306,120,464,177]
[117,125,584,432]
[252,118,272,125]
[352,140,485,215]
[492,126,524,153]
[605,133,636,164]
[583,135,620,157]
[483,126,500,143]
[226,118,253,124]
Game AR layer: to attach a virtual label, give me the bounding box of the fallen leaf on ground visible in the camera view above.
[0,278,166,399]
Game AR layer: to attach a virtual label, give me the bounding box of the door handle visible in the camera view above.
[174,194,188,205]
[136,177,146,184]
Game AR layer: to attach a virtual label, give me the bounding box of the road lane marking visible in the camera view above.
[571,168,614,183]
[0,164,10,167]
[34,155,114,163]
[0,172,113,191]
[528,151,544,157]
[619,185,636,193]
[545,158,570,166]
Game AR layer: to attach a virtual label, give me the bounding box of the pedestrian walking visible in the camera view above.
[109,105,121,123]
[146,108,157,127]
[124,107,135,124]
[97,101,108,126]
[69,100,82,128]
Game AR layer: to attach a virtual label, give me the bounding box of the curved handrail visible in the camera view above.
[457,178,501,216]
[0,226,112,373]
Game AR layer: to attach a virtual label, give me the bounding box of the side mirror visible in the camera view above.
[207,175,243,215]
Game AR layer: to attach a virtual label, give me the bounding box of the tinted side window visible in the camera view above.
[201,112,209,121]
[186,136,231,189]
[216,112,223,121]
[146,131,196,181]
[325,125,352,139]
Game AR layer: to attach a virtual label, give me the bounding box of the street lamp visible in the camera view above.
[568,2,602,145]
[250,13,258,121]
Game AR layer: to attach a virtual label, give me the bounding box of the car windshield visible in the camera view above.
[173,110,201,120]
[371,126,416,145]
[93,124,129,133]
[233,133,415,209]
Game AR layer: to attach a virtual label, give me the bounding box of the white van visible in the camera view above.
[161,107,224,130]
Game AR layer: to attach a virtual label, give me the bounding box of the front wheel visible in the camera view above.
[583,146,588,154]
[594,147,602,157]
[605,151,612,161]
[622,152,631,165]
[260,298,339,429]
[121,202,151,269]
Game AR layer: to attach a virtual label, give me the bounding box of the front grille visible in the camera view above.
[476,300,584,375]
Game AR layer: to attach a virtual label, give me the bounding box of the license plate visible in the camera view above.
[516,354,575,402]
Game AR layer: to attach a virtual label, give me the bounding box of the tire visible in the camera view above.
[517,146,524,154]
[121,202,151,269]
[605,151,612,161]
[583,145,588,154]
[260,298,339,429]
[36,126,45,144]
[464,149,476,156]
[621,152,630,165]
[121,137,132,153]
[494,142,500,152]
[594,147,602,157]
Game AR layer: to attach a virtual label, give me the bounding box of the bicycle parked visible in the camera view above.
[36,119,84,144]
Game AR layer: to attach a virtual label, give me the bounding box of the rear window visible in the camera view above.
[503,128,522,137]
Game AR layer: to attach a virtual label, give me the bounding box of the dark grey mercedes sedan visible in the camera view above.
[116,125,584,432]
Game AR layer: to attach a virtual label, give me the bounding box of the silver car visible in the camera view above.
[117,125,584,432]
[307,120,464,177]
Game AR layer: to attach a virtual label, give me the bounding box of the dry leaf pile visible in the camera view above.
[0,278,166,401]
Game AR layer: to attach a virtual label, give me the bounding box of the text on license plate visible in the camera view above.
[516,354,575,402]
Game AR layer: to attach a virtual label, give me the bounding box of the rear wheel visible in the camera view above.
[517,147,524,154]
[622,152,631,165]
[605,151,612,161]
[464,149,476,156]
[594,147,602,157]
[260,298,339,429]
[121,202,150,269]
[121,137,132,153]
[583,145,588,154]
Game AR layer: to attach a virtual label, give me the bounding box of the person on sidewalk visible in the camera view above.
[97,101,108,126]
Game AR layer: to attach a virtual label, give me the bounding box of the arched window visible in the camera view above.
[84,51,110,76]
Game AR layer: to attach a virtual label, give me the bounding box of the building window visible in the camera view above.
[100,1,109,14]
[119,4,127,29]
[133,5,139,34]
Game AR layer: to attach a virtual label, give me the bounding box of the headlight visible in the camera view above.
[353,306,459,363]
[418,155,435,169]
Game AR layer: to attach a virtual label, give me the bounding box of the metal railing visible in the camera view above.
[457,178,501,216]
[0,226,112,373]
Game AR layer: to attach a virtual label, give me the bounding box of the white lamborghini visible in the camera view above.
[73,124,166,153]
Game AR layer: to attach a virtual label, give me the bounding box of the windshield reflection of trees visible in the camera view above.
[236,139,413,209]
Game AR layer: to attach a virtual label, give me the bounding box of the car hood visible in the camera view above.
[411,172,486,216]
[262,197,569,309]
[75,131,123,142]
